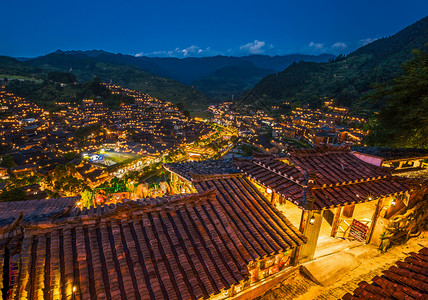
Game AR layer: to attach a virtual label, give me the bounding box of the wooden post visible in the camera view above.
[299,209,308,233]
[330,207,342,237]
[297,210,323,263]
[366,198,384,244]
[292,210,308,265]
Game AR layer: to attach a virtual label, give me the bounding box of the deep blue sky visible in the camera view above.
[1,0,427,58]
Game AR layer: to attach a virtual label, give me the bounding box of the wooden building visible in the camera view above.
[352,146,428,170]
[0,166,8,178]
[0,182,306,299]
[232,145,417,262]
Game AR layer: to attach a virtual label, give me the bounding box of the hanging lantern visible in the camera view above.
[309,215,315,225]
[391,198,396,206]
[95,195,104,204]
[266,187,273,194]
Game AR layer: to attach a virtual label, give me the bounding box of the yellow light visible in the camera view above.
[73,286,77,293]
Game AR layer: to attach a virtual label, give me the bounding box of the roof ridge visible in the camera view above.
[252,160,307,187]
[20,191,219,231]
[190,172,242,182]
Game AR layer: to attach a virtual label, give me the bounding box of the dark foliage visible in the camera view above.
[5,78,134,109]
[0,188,27,202]
[47,71,77,83]
[366,48,428,148]
[25,53,210,109]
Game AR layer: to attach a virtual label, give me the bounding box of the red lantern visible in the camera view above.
[95,195,104,205]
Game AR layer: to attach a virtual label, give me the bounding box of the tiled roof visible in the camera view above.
[310,178,410,210]
[286,146,391,186]
[0,197,77,228]
[234,146,412,210]
[0,188,305,299]
[352,146,428,162]
[194,176,307,256]
[343,247,428,299]
[164,159,240,181]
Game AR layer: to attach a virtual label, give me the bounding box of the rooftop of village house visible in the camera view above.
[352,146,428,162]
[164,145,417,211]
[234,145,416,210]
[0,175,306,300]
[163,158,241,181]
[342,247,428,300]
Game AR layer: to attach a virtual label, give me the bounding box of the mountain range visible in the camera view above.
[27,51,334,99]
[1,15,427,112]
[1,51,334,106]
[248,16,428,114]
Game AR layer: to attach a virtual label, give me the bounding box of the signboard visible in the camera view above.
[349,219,369,242]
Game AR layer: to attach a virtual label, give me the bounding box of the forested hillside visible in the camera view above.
[25,53,209,108]
[250,16,428,114]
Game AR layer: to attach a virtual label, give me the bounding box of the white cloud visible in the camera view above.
[135,41,275,58]
[332,42,347,49]
[309,42,325,50]
[239,40,272,54]
[359,37,378,46]
[134,45,215,57]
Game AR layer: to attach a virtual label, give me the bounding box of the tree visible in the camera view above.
[80,189,94,207]
[0,188,26,202]
[176,102,185,111]
[1,154,16,169]
[48,71,77,84]
[366,48,428,148]
[64,152,78,161]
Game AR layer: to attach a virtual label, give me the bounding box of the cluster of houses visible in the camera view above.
[51,84,216,156]
[283,102,366,146]
[209,101,275,136]
[0,144,425,299]
[0,84,217,197]
[208,99,367,154]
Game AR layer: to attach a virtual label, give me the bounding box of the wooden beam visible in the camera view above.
[366,198,384,244]
[292,210,308,265]
[330,207,342,237]
[342,204,355,218]
[299,210,308,234]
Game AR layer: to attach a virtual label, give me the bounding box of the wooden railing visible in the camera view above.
[335,218,371,239]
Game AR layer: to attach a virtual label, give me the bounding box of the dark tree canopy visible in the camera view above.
[47,71,77,83]
[366,48,428,149]
[0,154,16,169]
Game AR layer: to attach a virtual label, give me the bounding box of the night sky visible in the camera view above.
[1,0,427,58]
